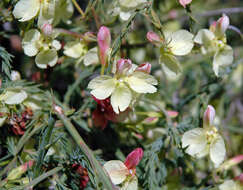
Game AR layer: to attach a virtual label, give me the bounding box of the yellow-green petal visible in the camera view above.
[110,83,132,114]
[119,0,146,9]
[194,29,215,45]
[213,45,233,76]
[0,107,8,127]
[182,128,208,157]
[219,180,239,190]
[13,0,40,22]
[126,74,157,94]
[83,47,99,66]
[22,29,41,57]
[35,49,58,69]
[64,41,87,59]
[210,135,226,168]
[37,0,55,28]
[160,53,182,75]
[89,77,117,100]
[121,176,138,190]
[0,90,28,105]
[168,30,194,56]
[103,160,129,185]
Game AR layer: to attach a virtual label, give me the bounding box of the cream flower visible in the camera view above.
[88,60,157,114]
[181,105,226,168]
[194,14,233,76]
[147,30,194,74]
[219,180,243,190]
[22,29,61,69]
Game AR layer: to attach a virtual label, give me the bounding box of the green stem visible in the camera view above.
[100,64,105,75]
[71,0,85,18]
[57,113,116,190]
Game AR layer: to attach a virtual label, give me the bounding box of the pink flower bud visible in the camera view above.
[124,148,143,170]
[54,105,64,115]
[219,155,243,171]
[135,62,151,73]
[210,21,217,33]
[22,160,34,172]
[167,110,179,118]
[41,23,53,36]
[179,0,192,8]
[97,26,111,66]
[146,31,162,46]
[216,14,229,34]
[116,59,132,75]
[203,105,215,127]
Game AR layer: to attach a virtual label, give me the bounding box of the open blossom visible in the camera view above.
[88,60,157,114]
[179,0,192,8]
[182,105,226,168]
[194,14,233,76]
[219,178,243,190]
[147,30,194,74]
[13,0,73,27]
[22,28,61,69]
[103,148,143,189]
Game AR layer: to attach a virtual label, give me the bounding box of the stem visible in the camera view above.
[57,113,116,190]
[71,0,85,18]
[100,64,105,75]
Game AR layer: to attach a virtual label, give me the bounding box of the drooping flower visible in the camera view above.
[181,105,226,168]
[88,60,157,114]
[103,148,143,189]
[92,96,129,129]
[194,14,233,76]
[22,28,61,69]
[147,30,194,74]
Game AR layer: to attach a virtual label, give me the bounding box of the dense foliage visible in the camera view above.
[0,0,242,189]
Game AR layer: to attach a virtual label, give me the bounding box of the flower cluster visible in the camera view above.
[103,148,143,189]
[182,105,226,167]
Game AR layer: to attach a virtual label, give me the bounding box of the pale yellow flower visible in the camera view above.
[88,60,157,114]
[182,105,226,168]
[219,180,242,190]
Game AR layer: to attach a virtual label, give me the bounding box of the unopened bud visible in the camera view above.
[167,110,179,118]
[116,59,132,75]
[215,14,230,38]
[124,148,143,170]
[179,0,192,8]
[146,31,162,46]
[54,105,64,115]
[235,174,243,184]
[41,23,53,36]
[210,21,217,33]
[135,62,151,73]
[97,26,111,66]
[203,105,215,127]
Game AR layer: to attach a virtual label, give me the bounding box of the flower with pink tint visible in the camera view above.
[103,148,144,189]
[179,0,192,8]
[97,26,111,66]
[146,31,163,46]
[167,110,179,118]
[203,105,215,127]
[135,62,151,73]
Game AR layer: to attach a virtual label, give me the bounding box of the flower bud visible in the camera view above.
[116,59,132,76]
[167,110,178,118]
[124,148,143,169]
[135,62,151,73]
[146,31,162,46]
[97,26,111,66]
[235,174,243,184]
[219,155,243,171]
[41,23,53,36]
[179,0,192,8]
[210,21,217,33]
[203,105,215,127]
[215,14,230,37]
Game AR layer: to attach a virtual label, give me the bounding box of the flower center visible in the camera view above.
[206,126,218,142]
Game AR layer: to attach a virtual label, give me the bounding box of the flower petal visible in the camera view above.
[83,47,99,66]
[126,73,157,94]
[110,83,132,114]
[210,135,226,168]
[160,53,182,74]
[64,41,87,59]
[219,180,237,190]
[13,0,40,22]
[103,160,129,185]
[121,176,138,190]
[0,90,28,105]
[182,128,208,157]
[22,29,41,57]
[89,77,117,100]
[194,29,215,45]
[168,30,194,56]
[213,45,233,76]
[35,49,58,69]
[124,148,144,169]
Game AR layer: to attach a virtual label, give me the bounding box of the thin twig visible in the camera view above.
[71,0,85,18]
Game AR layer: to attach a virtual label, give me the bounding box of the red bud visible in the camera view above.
[124,148,144,169]
[135,62,151,73]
